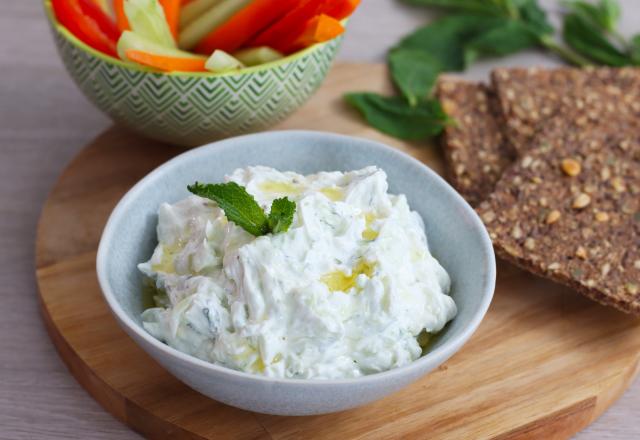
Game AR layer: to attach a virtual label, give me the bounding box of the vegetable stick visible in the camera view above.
[117,30,205,60]
[159,0,181,39]
[250,0,324,49]
[125,0,176,48]
[280,14,344,54]
[91,0,114,18]
[113,0,130,31]
[205,50,244,72]
[78,0,121,41]
[179,0,252,50]
[179,0,222,29]
[52,0,118,56]
[233,46,283,66]
[195,0,298,54]
[126,49,207,71]
[323,0,360,20]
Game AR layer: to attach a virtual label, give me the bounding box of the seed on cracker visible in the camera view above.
[546,210,561,224]
[572,193,591,209]
[561,158,581,176]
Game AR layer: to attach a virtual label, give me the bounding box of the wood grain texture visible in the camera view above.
[3,1,640,438]
[34,64,640,440]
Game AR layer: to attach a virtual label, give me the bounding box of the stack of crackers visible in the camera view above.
[437,67,640,314]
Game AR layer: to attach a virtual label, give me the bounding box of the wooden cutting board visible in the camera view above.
[35,63,640,440]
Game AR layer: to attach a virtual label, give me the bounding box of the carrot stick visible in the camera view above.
[159,0,181,40]
[323,0,361,20]
[280,14,344,54]
[113,0,130,31]
[125,49,207,71]
[249,0,325,50]
[194,0,298,54]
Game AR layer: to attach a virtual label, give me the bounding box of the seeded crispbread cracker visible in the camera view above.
[437,78,515,206]
[477,118,640,314]
[492,66,640,153]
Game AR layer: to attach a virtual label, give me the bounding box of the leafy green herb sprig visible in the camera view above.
[188,182,296,236]
[346,0,640,141]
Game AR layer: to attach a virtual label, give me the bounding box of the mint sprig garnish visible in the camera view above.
[188,182,296,236]
[267,197,296,234]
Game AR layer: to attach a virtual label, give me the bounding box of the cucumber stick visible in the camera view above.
[117,31,205,62]
[179,0,222,29]
[179,0,252,51]
[233,47,284,66]
[205,50,245,72]
[125,0,176,48]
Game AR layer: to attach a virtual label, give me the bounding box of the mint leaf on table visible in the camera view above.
[402,0,506,16]
[188,182,296,236]
[389,48,441,106]
[346,0,640,141]
[345,93,450,140]
[388,12,546,98]
[464,19,541,63]
[268,197,296,234]
[562,0,620,33]
[631,34,640,64]
[517,0,554,36]
[563,12,630,66]
[395,15,513,71]
[600,0,622,31]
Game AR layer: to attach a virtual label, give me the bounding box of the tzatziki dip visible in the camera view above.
[139,166,456,379]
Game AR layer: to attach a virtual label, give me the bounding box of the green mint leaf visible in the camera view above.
[397,15,511,71]
[402,0,506,16]
[600,0,621,31]
[516,0,553,36]
[188,182,269,236]
[464,19,540,64]
[562,0,620,32]
[562,13,630,66]
[388,48,441,106]
[345,93,450,140]
[268,198,296,234]
[630,34,640,64]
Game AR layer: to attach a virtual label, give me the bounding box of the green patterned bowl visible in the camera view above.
[43,1,342,146]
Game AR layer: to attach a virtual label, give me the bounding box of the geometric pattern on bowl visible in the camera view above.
[47,10,341,146]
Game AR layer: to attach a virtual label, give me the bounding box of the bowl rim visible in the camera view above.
[43,0,341,79]
[96,130,496,386]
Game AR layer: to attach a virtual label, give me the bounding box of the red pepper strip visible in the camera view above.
[78,0,121,41]
[195,0,298,54]
[249,0,325,50]
[51,0,118,57]
[279,14,344,54]
[113,0,130,32]
[323,0,361,20]
[159,0,181,40]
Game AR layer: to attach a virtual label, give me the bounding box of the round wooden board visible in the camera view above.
[36,63,640,440]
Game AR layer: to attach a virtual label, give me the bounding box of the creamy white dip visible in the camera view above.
[140,166,456,379]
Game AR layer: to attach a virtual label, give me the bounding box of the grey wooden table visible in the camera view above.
[1,1,638,438]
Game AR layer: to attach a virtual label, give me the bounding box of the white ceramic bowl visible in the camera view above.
[97,130,495,415]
